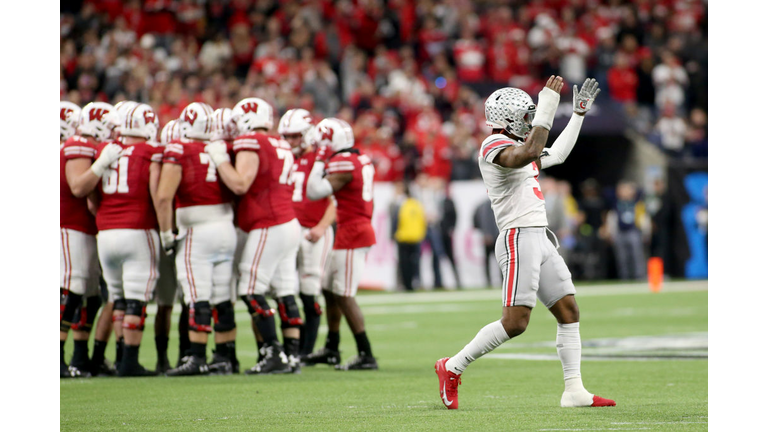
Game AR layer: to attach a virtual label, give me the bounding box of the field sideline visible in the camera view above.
[61,280,708,431]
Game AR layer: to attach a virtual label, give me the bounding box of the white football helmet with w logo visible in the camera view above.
[179,102,215,141]
[278,108,314,152]
[211,108,237,141]
[313,118,354,153]
[232,97,273,135]
[121,103,158,141]
[60,101,81,141]
[484,87,537,138]
[78,102,114,142]
[160,119,181,146]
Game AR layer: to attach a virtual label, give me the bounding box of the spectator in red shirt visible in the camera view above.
[453,25,486,83]
[607,53,639,103]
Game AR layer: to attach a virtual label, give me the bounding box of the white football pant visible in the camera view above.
[328,247,371,297]
[60,228,100,296]
[238,219,301,298]
[176,220,236,305]
[97,229,160,302]
[298,225,334,296]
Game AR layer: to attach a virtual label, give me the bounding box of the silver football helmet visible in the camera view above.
[484,87,537,138]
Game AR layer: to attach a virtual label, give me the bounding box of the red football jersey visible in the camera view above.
[291,147,330,228]
[60,136,98,235]
[95,141,164,230]
[162,140,234,208]
[326,150,376,249]
[232,133,296,231]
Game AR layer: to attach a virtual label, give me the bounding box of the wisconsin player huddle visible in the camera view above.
[60,96,379,377]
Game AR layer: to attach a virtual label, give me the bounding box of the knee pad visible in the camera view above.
[189,301,213,333]
[278,295,304,329]
[213,301,236,332]
[241,295,274,319]
[122,300,147,331]
[60,291,83,332]
[70,295,102,332]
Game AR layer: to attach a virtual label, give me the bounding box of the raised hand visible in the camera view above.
[573,78,601,116]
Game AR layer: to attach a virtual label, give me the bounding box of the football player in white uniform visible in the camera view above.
[435,77,616,409]
[278,109,336,360]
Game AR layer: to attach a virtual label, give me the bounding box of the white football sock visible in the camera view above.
[557,322,593,404]
[446,320,510,375]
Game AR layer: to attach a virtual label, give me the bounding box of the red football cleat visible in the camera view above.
[591,395,616,407]
[435,357,461,410]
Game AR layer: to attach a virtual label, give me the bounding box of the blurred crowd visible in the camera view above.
[61,0,708,184]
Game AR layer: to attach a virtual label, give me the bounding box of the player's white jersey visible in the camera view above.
[478,134,548,230]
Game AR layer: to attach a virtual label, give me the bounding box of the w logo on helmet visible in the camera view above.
[89,108,108,122]
[184,109,198,125]
[60,108,73,121]
[241,102,259,114]
[320,126,334,141]
[144,110,156,124]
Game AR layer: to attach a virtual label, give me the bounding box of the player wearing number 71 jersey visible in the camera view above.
[154,103,239,376]
[305,118,378,371]
[205,97,302,375]
[435,77,615,409]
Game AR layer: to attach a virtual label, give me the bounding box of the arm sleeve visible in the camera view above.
[232,137,261,154]
[479,137,521,166]
[62,138,97,161]
[325,155,356,174]
[306,161,334,200]
[162,143,184,165]
[539,113,584,170]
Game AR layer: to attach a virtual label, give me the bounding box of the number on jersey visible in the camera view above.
[291,170,305,202]
[361,163,374,202]
[531,162,544,200]
[199,153,217,182]
[102,157,129,194]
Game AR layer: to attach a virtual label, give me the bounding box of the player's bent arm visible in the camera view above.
[65,158,102,198]
[493,127,550,169]
[154,163,182,233]
[327,172,353,192]
[539,113,585,169]
[306,161,333,200]
[216,151,259,196]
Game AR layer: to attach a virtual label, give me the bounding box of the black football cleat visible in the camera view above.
[335,354,378,371]
[61,359,71,378]
[155,355,172,375]
[67,364,92,378]
[301,347,341,366]
[245,343,291,375]
[166,355,210,377]
[207,352,233,375]
[90,358,117,377]
[117,361,158,377]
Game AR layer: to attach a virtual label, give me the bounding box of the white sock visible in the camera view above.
[445,320,510,375]
[556,322,589,394]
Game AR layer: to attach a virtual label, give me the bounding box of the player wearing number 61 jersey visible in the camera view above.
[205,97,302,375]
[94,103,163,377]
[155,103,239,377]
[304,117,378,371]
[435,78,615,410]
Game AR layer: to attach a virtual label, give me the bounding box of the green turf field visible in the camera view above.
[60,280,708,431]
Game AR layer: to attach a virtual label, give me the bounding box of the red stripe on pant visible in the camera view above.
[248,230,268,295]
[505,229,517,307]
[61,229,72,291]
[185,228,197,301]
[145,230,157,302]
[345,250,352,297]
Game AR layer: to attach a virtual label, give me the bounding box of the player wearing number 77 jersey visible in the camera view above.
[205,97,302,375]
[435,77,615,409]
[305,118,378,371]
[154,103,239,377]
